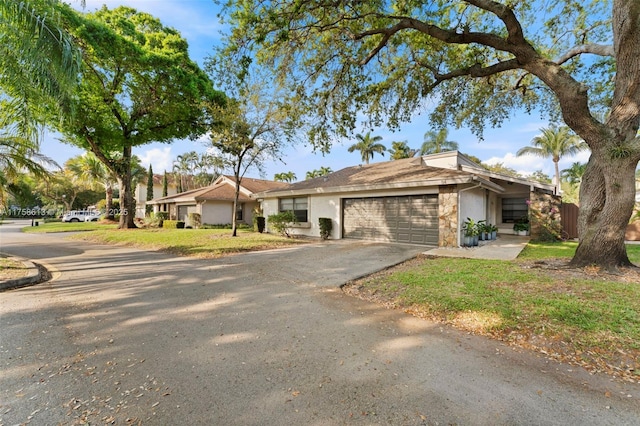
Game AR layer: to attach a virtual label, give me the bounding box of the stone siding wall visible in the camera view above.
[439,185,458,247]
[529,190,562,241]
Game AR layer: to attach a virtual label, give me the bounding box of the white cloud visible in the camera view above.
[484,152,547,175]
[138,147,173,173]
[484,148,590,180]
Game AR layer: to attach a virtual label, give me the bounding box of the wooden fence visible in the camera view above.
[560,203,579,239]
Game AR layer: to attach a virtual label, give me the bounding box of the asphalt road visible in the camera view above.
[1,220,639,425]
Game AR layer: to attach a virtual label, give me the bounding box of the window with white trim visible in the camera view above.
[279,197,308,222]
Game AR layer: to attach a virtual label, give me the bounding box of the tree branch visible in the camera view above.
[556,44,615,65]
[355,0,531,66]
[416,58,521,92]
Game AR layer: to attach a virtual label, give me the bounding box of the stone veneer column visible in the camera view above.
[439,185,458,247]
[529,190,562,241]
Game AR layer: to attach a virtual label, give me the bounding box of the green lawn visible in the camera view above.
[65,227,307,257]
[22,221,118,233]
[346,241,640,381]
[520,240,640,263]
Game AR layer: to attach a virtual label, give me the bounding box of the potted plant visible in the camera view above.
[489,224,498,240]
[513,221,530,236]
[462,217,479,246]
[477,220,487,240]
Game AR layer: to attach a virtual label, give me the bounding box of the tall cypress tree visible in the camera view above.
[162,171,168,197]
[145,165,154,215]
[146,165,154,201]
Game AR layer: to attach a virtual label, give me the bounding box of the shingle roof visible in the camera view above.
[255,151,556,198]
[195,182,252,202]
[150,176,289,203]
[260,157,472,195]
[220,176,290,193]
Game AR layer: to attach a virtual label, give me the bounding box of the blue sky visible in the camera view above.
[44,0,589,181]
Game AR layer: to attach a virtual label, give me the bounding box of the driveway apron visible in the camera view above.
[1,220,639,425]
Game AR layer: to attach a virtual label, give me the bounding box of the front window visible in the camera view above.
[502,197,528,223]
[279,197,308,222]
[235,203,243,221]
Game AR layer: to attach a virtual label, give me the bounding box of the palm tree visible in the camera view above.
[66,153,116,218]
[517,125,586,191]
[562,162,586,186]
[420,128,459,155]
[305,167,333,179]
[194,153,224,187]
[274,171,297,182]
[0,0,81,206]
[0,0,81,140]
[389,141,418,160]
[0,135,58,206]
[347,132,386,164]
[172,152,200,192]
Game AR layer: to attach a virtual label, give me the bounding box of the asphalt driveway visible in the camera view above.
[1,220,639,425]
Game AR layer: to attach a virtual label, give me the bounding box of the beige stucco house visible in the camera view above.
[149,175,288,226]
[253,151,559,247]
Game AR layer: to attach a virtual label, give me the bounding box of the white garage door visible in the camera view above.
[342,195,439,245]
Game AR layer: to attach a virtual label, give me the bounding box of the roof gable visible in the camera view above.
[256,151,556,197]
[150,175,289,203]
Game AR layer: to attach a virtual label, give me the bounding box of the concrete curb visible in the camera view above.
[0,254,42,291]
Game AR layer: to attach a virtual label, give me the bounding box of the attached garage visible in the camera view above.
[253,152,557,247]
[342,195,439,245]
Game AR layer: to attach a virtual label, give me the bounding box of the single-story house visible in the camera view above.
[253,151,559,247]
[149,175,289,226]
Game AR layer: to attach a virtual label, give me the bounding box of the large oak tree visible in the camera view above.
[58,5,225,228]
[217,0,640,269]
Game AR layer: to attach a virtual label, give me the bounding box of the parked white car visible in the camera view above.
[62,210,100,222]
[84,211,103,222]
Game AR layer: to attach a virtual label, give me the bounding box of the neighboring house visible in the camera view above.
[254,151,559,247]
[134,174,181,218]
[149,175,289,226]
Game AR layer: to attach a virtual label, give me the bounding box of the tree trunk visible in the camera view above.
[570,151,636,269]
[118,146,137,229]
[231,169,241,237]
[105,183,114,220]
[553,159,561,194]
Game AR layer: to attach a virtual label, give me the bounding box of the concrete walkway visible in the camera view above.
[424,234,529,260]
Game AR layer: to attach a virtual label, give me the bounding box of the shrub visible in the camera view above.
[163,220,185,229]
[267,211,297,237]
[188,212,201,229]
[96,199,120,211]
[201,223,252,230]
[144,211,168,228]
[319,217,332,240]
[254,216,265,233]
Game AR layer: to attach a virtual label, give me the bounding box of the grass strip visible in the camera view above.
[22,222,117,233]
[66,227,307,257]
